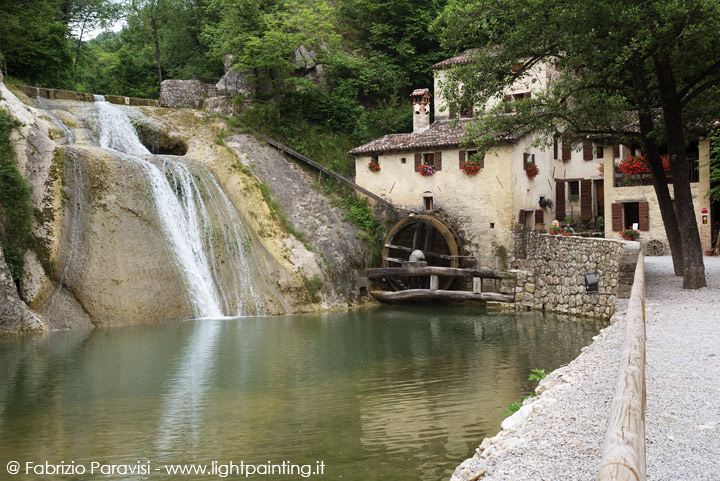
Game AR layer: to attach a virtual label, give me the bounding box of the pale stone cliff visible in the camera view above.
[0,83,372,334]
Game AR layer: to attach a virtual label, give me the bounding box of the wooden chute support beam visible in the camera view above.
[367,266,516,303]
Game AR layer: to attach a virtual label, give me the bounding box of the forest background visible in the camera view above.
[0,0,451,167]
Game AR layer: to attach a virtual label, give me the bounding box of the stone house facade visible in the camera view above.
[350,51,714,264]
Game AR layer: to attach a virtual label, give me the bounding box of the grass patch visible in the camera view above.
[214,129,229,145]
[231,160,253,177]
[303,275,323,303]
[334,193,383,263]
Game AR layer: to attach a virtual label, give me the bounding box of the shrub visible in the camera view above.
[0,108,34,281]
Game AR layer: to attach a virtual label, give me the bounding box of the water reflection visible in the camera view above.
[0,307,602,480]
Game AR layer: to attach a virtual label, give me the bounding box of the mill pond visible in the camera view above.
[0,306,602,480]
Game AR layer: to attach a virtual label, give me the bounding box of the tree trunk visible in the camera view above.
[654,53,706,289]
[73,19,88,74]
[630,62,684,276]
[151,17,163,86]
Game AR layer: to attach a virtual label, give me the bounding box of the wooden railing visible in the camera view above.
[255,133,409,213]
[597,252,646,481]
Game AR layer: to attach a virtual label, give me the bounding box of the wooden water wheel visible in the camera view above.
[382,215,461,290]
[644,239,665,256]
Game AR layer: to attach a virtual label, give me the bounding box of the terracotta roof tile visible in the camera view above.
[349,120,475,155]
[410,88,431,97]
[431,49,480,70]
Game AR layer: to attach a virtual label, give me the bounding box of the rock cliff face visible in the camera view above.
[225,134,372,304]
[0,244,44,335]
[0,83,372,334]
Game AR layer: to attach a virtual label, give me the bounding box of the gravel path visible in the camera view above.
[644,256,720,481]
[450,255,720,481]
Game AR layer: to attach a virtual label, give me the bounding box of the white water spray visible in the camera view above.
[93,98,229,318]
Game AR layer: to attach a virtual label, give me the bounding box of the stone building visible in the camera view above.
[350,51,715,264]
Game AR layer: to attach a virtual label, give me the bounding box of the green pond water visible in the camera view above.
[0,306,602,480]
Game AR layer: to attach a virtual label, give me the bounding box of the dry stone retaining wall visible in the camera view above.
[159,79,213,108]
[502,231,639,319]
[13,85,160,106]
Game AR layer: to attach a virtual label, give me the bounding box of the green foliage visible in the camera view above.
[0,0,74,87]
[0,108,34,280]
[503,401,523,416]
[340,0,449,96]
[709,127,720,202]
[503,367,547,416]
[335,194,383,262]
[214,129,228,145]
[303,275,323,303]
[205,0,339,100]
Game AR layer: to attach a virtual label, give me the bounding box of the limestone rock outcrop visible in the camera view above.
[0,244,44,335]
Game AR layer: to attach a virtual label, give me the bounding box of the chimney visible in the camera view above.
[411,88,432,133]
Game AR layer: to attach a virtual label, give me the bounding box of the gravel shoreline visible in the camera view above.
[450,305,627,480]
[451,255,720,481]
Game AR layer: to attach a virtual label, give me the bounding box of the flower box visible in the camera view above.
[419,165,436,176]
[525,161,539,178]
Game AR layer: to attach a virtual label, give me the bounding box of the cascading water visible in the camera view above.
[92,96,268,318]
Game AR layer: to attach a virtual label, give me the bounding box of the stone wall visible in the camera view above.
[13,85,160,106]
[159,79,213,108]
[503,231,639,318]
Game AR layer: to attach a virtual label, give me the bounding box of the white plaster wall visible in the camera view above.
[354,141,556,263]
[434,61,554,120]
[509,135,556,225]
[433,70,449,120]
[553,138,604,219]
[602,140,712,252]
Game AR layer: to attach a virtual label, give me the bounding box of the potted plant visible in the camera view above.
[619,228,640,241]
[535,223,546,231]
[561,228,573,236]
[368,159,381,172]
[512,222,525,231]
[549,225,562,235]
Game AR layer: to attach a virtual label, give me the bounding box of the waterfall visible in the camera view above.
[92,98,265,318]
